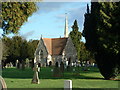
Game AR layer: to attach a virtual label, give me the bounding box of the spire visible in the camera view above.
[64,13,68,37]
[41,34,43,39]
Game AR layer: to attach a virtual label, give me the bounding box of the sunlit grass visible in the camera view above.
[2,67,120,88]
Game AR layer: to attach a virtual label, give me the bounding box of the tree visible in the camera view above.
[1,2,37,35]
[2,37,11,61]
[79,41,94,67]
[1,36,39,67]
[27,40,39,60]
[20,39,28,60]
[69,20,82,61]
[1,2,37,67]
[2,37,13,66]
[83,2,120,80]
[80,42,89,61]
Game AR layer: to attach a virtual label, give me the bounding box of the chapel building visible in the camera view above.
[34,14,77,67]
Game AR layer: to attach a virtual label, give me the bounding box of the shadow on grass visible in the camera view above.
[2,67,106,80]
[2,68,34,79]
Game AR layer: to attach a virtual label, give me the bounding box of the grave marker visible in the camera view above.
[64,80,72,90]
[31,64,40,84]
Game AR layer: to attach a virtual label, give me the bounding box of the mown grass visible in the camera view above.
[2,67,120,89]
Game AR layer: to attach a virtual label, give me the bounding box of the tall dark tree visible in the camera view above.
[83,2,120,80]
[20,39,28,61]
[12,36,23,63]
[27,40,39,60]
[79,42,91,62]
[69,20,82,61]
[1,2,37,35]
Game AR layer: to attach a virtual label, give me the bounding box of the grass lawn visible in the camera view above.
[2,67,120,89]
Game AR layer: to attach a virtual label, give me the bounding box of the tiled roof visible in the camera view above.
[43,37,68,55]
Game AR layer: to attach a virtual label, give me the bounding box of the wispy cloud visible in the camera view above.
[68,6,87,24]
[20,30,35,39]
[36,2,67,14]
[54,5,87,31]
[36,2,89,31]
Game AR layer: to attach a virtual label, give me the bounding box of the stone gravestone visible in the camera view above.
[31,64,40,84]
[19,63,22,69]
[26,58,30,68]
[16,60,19,68]
[60,62,64,76]
[74,66,80,76]
[53,62,61,77]
[64,80,72,90]
[9,62,13,67]
[67,59,72,72]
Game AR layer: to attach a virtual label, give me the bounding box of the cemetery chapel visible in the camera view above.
[34,15,77,67]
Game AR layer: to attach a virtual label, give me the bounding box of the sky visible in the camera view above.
[0,2,91,42]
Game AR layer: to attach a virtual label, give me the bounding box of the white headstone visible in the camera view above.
[64,80,72,90]
[66,61,68,66]
[51,69,53,72]
[58,63,60,67]
[73,68,75,72]
[71,63,73,66]
[10,62,13,67]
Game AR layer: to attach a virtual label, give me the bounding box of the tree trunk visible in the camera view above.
[0,39,3,75]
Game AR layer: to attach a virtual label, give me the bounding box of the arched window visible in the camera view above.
[40,50,43,59]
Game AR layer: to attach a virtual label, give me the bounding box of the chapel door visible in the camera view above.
[68,57,71,66]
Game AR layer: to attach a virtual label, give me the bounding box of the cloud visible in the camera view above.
[54,14,65,23]
[34,2,89,38]
[20,30,35,39]
[36,2,68,14]
[54,5,87,31]
[55,14,65,19]
[68,6,87,28]
[35,2,89,31]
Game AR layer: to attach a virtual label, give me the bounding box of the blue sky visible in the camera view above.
[1,2,91,42]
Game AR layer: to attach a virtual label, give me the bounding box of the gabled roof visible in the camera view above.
[42,38,52,54]
[43,37,68,55]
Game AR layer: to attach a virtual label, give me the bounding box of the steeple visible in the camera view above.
[41,34,43,39]
[64,13,68,37]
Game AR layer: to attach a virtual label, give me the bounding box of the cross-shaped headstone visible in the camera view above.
[31,64,40,84]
